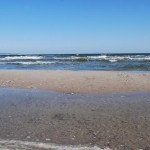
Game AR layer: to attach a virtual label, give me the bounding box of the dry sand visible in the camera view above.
[0,70,150,93]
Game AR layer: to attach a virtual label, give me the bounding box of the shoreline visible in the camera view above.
[0,88,150,149]
[0,70,150,94]
[0,139,110,150]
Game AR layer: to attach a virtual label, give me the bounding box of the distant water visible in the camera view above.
[0,53,150,71]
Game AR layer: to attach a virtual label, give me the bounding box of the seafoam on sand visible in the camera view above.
[0,139,111,150]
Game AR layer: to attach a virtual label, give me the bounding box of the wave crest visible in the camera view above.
[0,61,57,65]
[0,56,43,60]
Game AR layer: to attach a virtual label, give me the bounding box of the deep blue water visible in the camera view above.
[0,53,150,71]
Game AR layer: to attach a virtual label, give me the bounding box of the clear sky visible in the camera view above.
[0,0,150,54]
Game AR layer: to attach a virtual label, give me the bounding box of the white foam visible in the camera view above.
[53,55,109,61]
[87,55,107,59]
[53,56,85,60]
[87,55,130,61]
[0,139,111,150]
[0,61,57,65]
[129,57,150,61]
[51,55,150,62]
[109,59,117,62]
[0,56,43,60]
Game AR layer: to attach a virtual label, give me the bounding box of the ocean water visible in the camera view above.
[0,53,150,71]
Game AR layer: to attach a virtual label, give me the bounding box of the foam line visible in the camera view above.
[0,139,111,150]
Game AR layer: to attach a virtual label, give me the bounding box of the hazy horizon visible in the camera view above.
[0,52,150,55]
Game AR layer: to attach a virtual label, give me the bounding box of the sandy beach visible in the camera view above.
[0,70,150,150]
[0,70,150,94]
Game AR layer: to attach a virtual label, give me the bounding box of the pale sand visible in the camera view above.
[0,70,150,93]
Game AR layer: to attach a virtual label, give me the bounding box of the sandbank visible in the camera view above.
[0,70,150,94]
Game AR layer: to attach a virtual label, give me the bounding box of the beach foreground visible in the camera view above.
[0,71,150,149]
[0,88,150,150]
[0,70,150,93]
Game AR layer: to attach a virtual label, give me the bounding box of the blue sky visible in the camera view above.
[0,0,150,54]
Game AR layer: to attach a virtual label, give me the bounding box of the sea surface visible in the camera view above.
[0,53,150,71]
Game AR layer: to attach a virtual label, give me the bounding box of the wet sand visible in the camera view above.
[0,70,150,93]
[0,88,150,149]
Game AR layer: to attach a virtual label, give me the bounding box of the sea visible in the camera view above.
[0,53,150,71]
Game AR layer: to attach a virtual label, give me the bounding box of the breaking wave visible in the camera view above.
[0,54,150,70]
[0,56,44,60]
[53,55,150,62]
[0,61,57,65]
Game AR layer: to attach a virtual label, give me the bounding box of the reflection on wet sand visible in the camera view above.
[0,88,150,149]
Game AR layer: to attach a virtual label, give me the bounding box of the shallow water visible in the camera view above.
[0,88,150,150]
[0,88,150,101]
